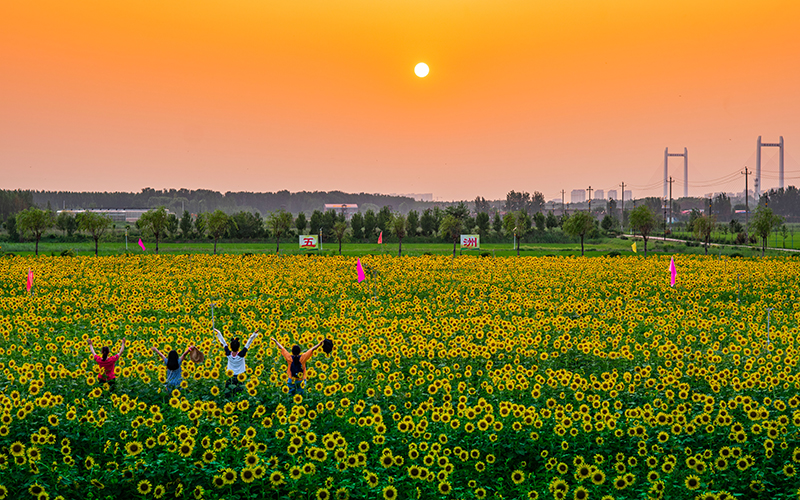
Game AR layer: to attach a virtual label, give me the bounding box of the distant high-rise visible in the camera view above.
[570,189,586,204]
[624,190,632,201]
[593,189,604,202]
[608,190,618,200]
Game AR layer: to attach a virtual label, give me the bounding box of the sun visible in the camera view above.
[414,63,429,78]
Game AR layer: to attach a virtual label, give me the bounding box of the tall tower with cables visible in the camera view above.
[755,136,784,199]
[664,147,688,198]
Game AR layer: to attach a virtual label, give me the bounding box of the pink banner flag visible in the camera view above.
[669,256,677,287]
[26,268,33,293]
[138,238,146,251]
[356,258,366,283]
[377,231,383,244]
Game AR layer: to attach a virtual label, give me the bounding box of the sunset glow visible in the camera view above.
[1,0,799,200]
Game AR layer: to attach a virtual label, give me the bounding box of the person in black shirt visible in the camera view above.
[272,337,323,397]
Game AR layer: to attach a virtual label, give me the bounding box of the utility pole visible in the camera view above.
[668,176,674,237]
[620,182,625,231]
[663,198,667,241]
[742,167,750,238]
[587,186,593,212]
[561,190,566,216]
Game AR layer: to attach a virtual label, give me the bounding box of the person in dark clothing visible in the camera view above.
[272,337,323,397]
[151,345,194,389]
[87,337,126,391]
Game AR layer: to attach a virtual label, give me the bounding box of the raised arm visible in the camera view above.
[117,339,126,357]
[300,341,324,363]
[151,346,167,362]
[214,328,227,348]
[245,331,259,349]
[87,338,97,357]
[179,345,194,363]
[272,337,292,361]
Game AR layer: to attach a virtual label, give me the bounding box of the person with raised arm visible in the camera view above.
[87,337,126,391]
[214,328,258,395]
[151,344,194,389]
[272,337,324,397]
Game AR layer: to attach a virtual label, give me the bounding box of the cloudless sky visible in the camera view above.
[2,0,799,201]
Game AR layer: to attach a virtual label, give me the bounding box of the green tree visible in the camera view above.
[692,214,716,255]
[533,212,546,232]
[322,210,338,240]
[406,210,420,238]
[333,220,348,255]
[546,211,559,230]
[420,209,437,237]
[206,210,231,254]
[267,209,293,253]
[16,207,55,256]
[77,211,112,256]
[503,210,531,256]
[295,212,308,235]
[475,212,490,239]
[377,206,393,235]
[492,212,503,234]
[166,213,180,239]
[750,207,783,257]
[350,212,364,241]
[4,216,19,242]
[180,210,193,239]
[600,214,619,234]
[56,211,78,237]
[391,213,407,257]
[194,212,207,239]
[629,205,657,256]
[562,211,594,256]
[439,214,462,257]
[363,209,378,239]
[309,210,324,236]
[137,207,169,254]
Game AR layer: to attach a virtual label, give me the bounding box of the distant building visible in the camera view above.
[608,190,618,200]
[56,209,160,224]
[593,189,604,201]
[624,190,633,201]
[570,189,586,204]
[324,204,359,220]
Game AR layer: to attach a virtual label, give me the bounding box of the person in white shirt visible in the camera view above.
[214,328,258,396]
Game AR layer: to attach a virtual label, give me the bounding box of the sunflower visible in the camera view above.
[289,466,303,480]
[9,442,25,457]
[241,468,256,484]
[684,475,700,490]
[269,471,285,487]
[573,487,588,500]
[382,485,398,500]
[437,482,452,495]
[511,470,525,485]
[212,476,225,489]
[125,441,143,457]
[222,468,237,484]
[475,488,487,499]
[153,485,165,499]
[137,480,152,495]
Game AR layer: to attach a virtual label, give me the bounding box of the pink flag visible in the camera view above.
[669,257,677,287]
[26,268,33,293]
[356,258,366,283]
[377,231,383,244]
[138,238,146,251]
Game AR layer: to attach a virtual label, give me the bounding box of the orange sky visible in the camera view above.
[1,0,799,201]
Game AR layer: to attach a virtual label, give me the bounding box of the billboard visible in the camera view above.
[299,235,319,249]
[460,234,480,249]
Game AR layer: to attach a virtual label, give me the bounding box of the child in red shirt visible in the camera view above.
[88,337,126,390]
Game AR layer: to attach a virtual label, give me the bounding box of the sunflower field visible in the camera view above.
[1,254,800,500]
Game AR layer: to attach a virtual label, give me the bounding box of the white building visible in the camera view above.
[570,189,586,204]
